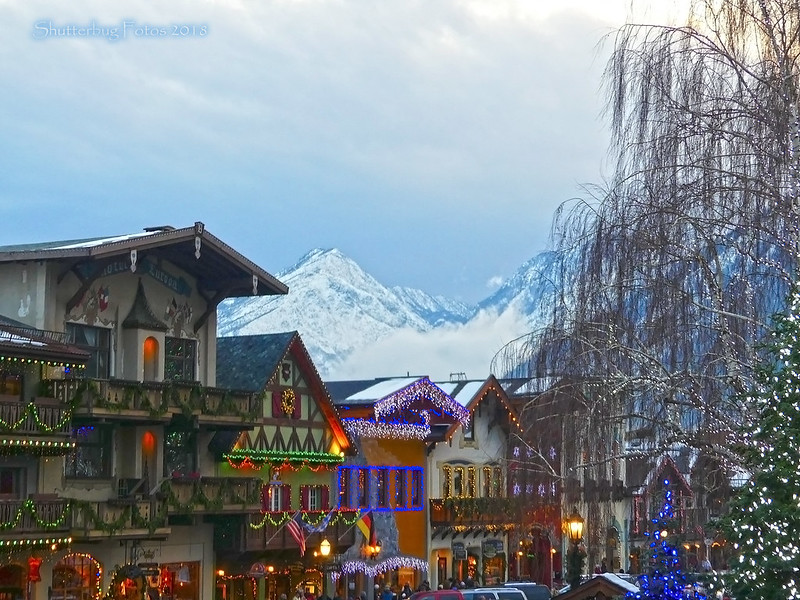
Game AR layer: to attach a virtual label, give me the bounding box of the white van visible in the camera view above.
[459,588,527,600]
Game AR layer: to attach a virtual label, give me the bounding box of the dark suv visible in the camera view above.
[502,582,551,600]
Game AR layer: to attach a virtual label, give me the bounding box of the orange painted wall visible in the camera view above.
[359,437,427,560]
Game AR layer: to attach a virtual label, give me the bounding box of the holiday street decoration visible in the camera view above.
[717,281,800,600]
[373,378,470,426]
[224,449,343,470]
[627,479,688,600]
[342,415,430,440]
[332,556,428,579]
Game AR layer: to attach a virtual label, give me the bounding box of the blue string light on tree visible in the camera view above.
[628,478,690,600]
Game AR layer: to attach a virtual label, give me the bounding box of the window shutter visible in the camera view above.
[300,485,310,511]
[321,486,330,510]
[272,391,281,417]
[281,484,292,511]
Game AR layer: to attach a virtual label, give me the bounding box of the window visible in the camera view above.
[0,468,23,498]
[164,430,196,476]
[463,414,474,440]
[0,372,22,398]
[358,468,370,508]
[376,469,389,508]
[263,483,290,512]
[66,426,111,478]
[410,469,423,508]
[51,554,101,600]
[339,467,354,508]
[66,324,110,379]
[493,467,504,497]
[301,485,329,511]
[165,337,197,381]
[395,469,407,509]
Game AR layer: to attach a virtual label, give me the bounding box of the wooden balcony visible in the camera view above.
[429,497,523,527]
[0,396,75,455]
[45,379,260,427]
[0,498,71,541]
[161,476,262,514]
[243,510,358,552]
[69,498,170,540]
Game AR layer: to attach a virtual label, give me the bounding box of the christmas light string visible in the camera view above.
[332,556,428,579]
[373,378,470,426]
[249,509,362,530]
[342,417,430,440]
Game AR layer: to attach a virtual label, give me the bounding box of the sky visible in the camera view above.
[1,0,688,305]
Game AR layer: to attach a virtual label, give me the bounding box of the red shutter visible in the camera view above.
[300,485,310,511]
[292,391,301,419]
[272,391,281,417]
[281,484,292,511]
[321,486,330,510]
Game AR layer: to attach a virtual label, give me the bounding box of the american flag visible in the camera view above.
[286,511,306,556]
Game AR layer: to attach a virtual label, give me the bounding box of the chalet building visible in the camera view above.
[214,332,357,598]
[626,451,737,574]
[325,377,473,594]
[0,223,288,600]
[0,319,89,600]
[503,378,630,583]
[425,376,521,589]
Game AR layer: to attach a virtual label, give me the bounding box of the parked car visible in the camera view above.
[459,587,528,600]
[502,582,551,600]
[409,591,464,600]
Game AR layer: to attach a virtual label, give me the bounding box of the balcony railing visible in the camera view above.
[0,396,72,436]
[243,510,358,552]
[160,476,262,514]
[69,498,169,540]
[45,379,260,425]
[0,498,71,536]
[429,497,524,527]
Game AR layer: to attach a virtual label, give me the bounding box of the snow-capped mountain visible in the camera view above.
[476,249,564,331]
[217,248,476,375]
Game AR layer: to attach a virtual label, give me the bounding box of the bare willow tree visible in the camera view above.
[496,0,800,481]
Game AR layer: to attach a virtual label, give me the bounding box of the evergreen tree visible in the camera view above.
[628,480,688,600]
[719,285,800,599]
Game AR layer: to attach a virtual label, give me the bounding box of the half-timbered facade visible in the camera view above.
[215,332,356,596]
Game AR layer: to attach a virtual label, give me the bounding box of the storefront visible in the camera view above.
[480,541,505,586]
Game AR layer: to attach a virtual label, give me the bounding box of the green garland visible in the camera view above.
[0,498,72,530]
[0,381,88,434]
[249,508,362,530]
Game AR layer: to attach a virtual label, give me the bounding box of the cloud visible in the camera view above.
[330,304,530,382]
[486,275,504,289]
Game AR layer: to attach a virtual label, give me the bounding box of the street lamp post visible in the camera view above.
[564,508,585,590]
[320,539,332,598]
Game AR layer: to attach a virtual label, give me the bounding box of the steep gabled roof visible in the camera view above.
[216,332,352,452]
[0,222,288,300]
[436,375,520,439]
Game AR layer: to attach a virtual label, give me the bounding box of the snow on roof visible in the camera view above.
[51,232,158,249]
[596,573,640,593]
[434,382,458,396]
[346,377,421,401]
[452,381,484,407]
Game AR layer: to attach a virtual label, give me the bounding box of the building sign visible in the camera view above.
[78,259,191,296]
[482,540,503,558]
[452,542,467,561]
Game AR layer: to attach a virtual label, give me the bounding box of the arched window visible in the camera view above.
[143,337,159,381]
[51,554,101,600]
